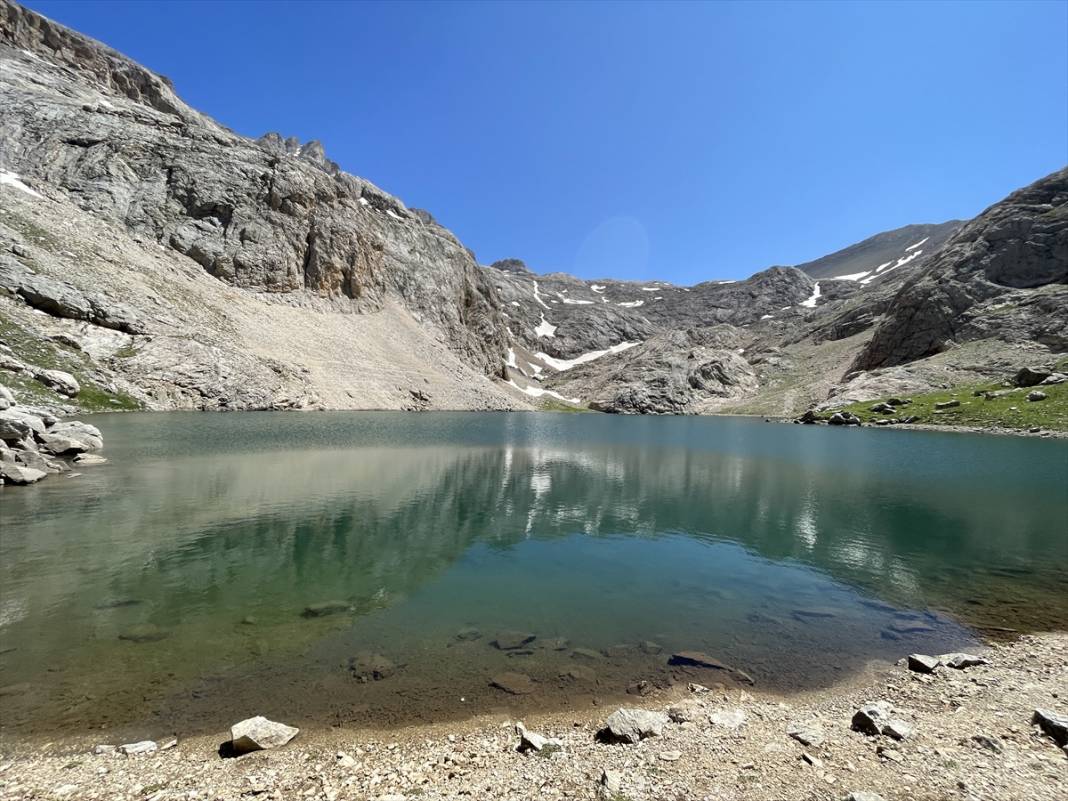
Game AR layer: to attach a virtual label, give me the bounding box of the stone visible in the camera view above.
[48,421,103,450]
[907,654,940,674]
[639,640,663,654]
[600,768,623,795]
[876,745,903,762]
[1032,708,1068,746]
[336,751,357,769]
[92,744,116,755]
[571,647,604,660]
[787,721,825,747]
[34,368,80,397]
[668,650,732,670]
[515,722,561,754]
[602,708,669,743]
[659,749,681,761]
[710,708,747,729]
[301,601,351,618]
[562,665,597,683]
[1027,390,1047,402]
[972,734,1004,754]
[626,680,654,696]
[792,607,838,621]
[492,630,536,650]
[1014,366,1052,387]
[882,719,912,740]
[229,716,299,754]
[540,636,569,651]
[844,794,886,801]
[801,752,823,768]
[934,399,960,409]
[39,433,88,455]
[0,411,33,442]
[489,672,535,695]
[349,652,396,682]
[668,701,703,723]
[0,462,46,485]
[454,626,482,641]
[118,740,157,756]
[938,652,988,670]
[851,702,893,736]
[74,453,108,465]
[886,620,934,635]
[117,624,168,643]
[828,411,862,426]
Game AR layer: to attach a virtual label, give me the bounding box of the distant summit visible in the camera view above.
[796,221,961,281]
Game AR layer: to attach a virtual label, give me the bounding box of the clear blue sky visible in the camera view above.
[26,0,1068,282]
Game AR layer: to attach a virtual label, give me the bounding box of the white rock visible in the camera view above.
[603,708,669,743]
[515,721,561,753]
[710,708,747,729]
[229,715,299,754]
[118,740,157,756]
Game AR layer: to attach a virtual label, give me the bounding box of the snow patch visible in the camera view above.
[504,348,518,369]
[535,341,640,371]
[559,293,594,305]
[0,171,44,199]
[641,286,659,292]
[386,209,404,220]
[761,314,774,320]
[510,301,520,307]
[507,379,580,405]
[860,250,922,284]
[905,237,929,251]
[800,282,821,308]
[618,300,644,308]
[358,197,370,207]
[532,281,550,309]
[832,271,871,281]
[534,315,557,338]
[590,284,606,293]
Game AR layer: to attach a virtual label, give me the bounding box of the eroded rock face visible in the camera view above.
[0,1,509,382]
[852,168,1068,372]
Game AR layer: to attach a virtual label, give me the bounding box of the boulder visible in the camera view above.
[934,399,960,409]
[455,626,482,641]
[1032,708,1068,746]
[0,411,33,441]
[907,654,940,674]
[787,721,825,747]
[938,652,988,670]
[0,462,46,485]
[493,630,536,650]
[667,701,703,723]
[851,701,893,736]
[489,672,535,695]
[34,369,79,397]
[882,718,913,740]
[797,409,822,424]
[828,411,862,426]
[49,421,104,450]
[601,708,669,744]
[39,432,88,455]
[229,716,299,754]
[515,722,561,754]
[1014,366,1052,387]
[74,453,108,465]
[1027,390,1047,402]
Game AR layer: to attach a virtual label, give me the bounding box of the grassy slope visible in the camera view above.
[0,310,142,412]
[838,375,1068,432]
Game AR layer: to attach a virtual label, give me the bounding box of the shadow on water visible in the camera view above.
[1,412,1066,739]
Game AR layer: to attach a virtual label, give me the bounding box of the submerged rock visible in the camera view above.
[117,624,168,643]
[300,601,351,618]
[489,672,535,695]
[229,716,299,754]
[493,630,536,650]
[348,652,396,682]
[455,626,482,641]
[601,708,669,744]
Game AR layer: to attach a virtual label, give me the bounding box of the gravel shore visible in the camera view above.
[1,633,1065,800]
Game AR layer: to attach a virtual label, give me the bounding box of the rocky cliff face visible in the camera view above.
[852,168,1068,372]
[0,0,522,411]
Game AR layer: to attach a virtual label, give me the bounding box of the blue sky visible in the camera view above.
[27,0,1068,282]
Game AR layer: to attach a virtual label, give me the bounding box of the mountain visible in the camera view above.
[795,222,961,281]
[1,1,1065,421]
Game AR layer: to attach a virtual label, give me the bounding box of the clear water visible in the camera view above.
[1,412,1066,740]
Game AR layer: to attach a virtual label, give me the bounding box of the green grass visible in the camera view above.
[0,312,142,412]
[838,380,1068,432]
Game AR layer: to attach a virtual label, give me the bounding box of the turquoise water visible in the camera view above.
[1,412,1066,739]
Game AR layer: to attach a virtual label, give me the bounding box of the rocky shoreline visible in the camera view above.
[0,378,107,486]
[1,633,1064,800]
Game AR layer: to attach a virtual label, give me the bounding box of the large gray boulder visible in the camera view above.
[0,411,32,442]
[0,462,46,484]
[48,421,104,450]
[601,708,669,744]
[229,716,299,754]
[34,369,79,397]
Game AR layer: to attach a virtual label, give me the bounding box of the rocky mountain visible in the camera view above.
[1,1,1065,421]
[795,222,960,281]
